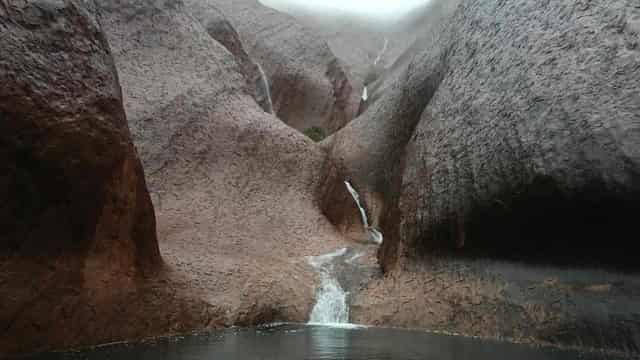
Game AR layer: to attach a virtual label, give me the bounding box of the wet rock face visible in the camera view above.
[0,0,159,353]
[363,0,462,110]
[352,256,640,354]
[321,45,447,242]
[99,0,346,333]
[184,0,273,113]
[0,0,158,269]
[97,0,248,173]
[324,0,640,353]
[381,0,640,270]
[210,0,361,135]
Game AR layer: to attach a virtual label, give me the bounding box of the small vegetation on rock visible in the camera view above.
[303,127,327,142]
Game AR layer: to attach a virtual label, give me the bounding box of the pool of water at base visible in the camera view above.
[20,324,628,360]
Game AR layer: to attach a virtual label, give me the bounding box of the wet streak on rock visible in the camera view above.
[209,0,361,135]
[322,39,450,248]
[184,0,274,114]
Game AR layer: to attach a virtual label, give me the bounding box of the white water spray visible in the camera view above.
[256,63,274,114]
[362,86,368,102]
[308,248,349,324]
[344,181,383,244]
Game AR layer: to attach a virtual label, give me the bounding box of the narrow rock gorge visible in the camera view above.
[343,0,640,353]
[207,0,362,136]
[1,0,639,358]
[97,0,345,328]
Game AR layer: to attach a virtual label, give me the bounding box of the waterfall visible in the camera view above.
[307,248,349,325]
[344,181,369,228]
[256,63,274,114]
[368,228,383,245]
[344,181,383,244]
[362,86,368,101]
[373,38,388,67]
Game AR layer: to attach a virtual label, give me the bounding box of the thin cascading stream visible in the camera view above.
[344,181,383,244]
[344,181,369,228]
[362,38,387,107]
[373,38,388,67]
[256,63,274,114]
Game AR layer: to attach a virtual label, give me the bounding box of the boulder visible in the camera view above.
[383,0,640,269]
[0,0,162,353]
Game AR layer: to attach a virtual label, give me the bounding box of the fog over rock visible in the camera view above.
[209,0,361,135]
[184,0,274,113]
[261,0,461,110]
[261,0,433,23]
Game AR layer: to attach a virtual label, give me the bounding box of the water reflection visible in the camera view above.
[310,326,350,360]
[23,324,626,360]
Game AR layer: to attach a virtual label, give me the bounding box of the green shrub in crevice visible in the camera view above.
[303,127,326,142]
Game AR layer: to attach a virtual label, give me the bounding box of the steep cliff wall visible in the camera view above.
[0,0,164,353]
[210,0,361,135]
[98,0,347,330]
[330,0,640,353]
[383,0,640,270]
[184,0,273,113]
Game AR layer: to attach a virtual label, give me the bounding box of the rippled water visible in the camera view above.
[22,324,625,360]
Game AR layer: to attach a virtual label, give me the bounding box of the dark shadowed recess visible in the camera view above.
[416,175,640,272]
[0,118,113,257]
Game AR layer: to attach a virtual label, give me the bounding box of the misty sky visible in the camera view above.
[260,0,432,21]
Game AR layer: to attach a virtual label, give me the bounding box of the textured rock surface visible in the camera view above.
[99,0,346,331]
[363,0,462,109]
[382,0,640,269]
[337,0,640,353]
[278,12,394,85]
[352,257,640,355]
[321,42,448,241]
[184,0,273,113]
[0,0,190,354]
[4,0,640,355]
[210,0,361,135]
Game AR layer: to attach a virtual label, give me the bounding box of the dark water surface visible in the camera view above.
[23,324,626,360]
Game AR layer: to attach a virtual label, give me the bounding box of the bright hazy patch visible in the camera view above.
[260,0,432,21]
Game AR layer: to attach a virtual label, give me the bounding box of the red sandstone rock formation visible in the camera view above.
[4,0,640,356]
[98,0,347,334]
[210,0,361,135]
[0,0,164,353]
[184,0,273,113]
[326,0,640,353]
